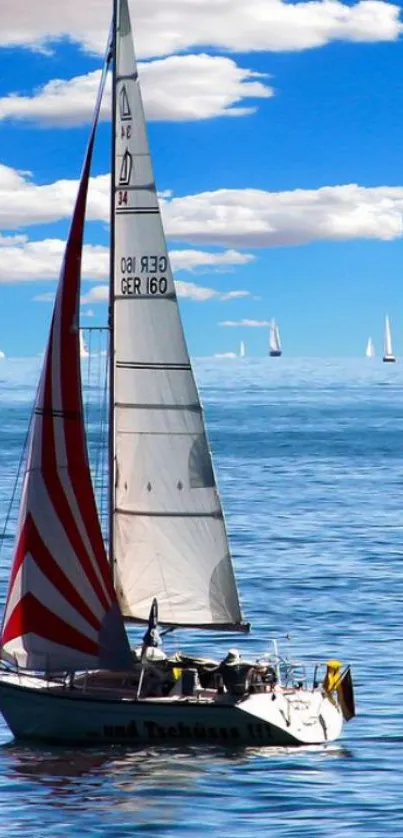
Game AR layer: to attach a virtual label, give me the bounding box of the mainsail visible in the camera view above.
[112,0,245,630]
[240,341,246,358]
[0,58,131,672]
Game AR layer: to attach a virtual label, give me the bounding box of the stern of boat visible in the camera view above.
[235,688,343,745]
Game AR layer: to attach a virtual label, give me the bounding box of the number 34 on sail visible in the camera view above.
[0,0,355,746]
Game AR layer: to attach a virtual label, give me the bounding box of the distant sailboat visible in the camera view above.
[79,330,89,358]
[365,337,375,359]
[383,316,396,363]
[239,340,246,358]
[269,320,282,357]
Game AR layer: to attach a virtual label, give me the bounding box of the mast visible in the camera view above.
[108,0,118,566]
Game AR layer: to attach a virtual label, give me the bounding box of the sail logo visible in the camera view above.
[119,148,133,186]
[119,85,131,121]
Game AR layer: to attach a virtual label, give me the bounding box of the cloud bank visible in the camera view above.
[0,57,272,125]
[0,236,253,295]
[0,0,400,57]
[219,319,270,327]
[1,165,403,247]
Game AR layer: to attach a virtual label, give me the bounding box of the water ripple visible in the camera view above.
[0,358,402,835]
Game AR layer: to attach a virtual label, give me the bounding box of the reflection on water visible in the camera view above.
[0,739,355,831]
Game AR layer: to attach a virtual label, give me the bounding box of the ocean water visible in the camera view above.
[0,357,402,836]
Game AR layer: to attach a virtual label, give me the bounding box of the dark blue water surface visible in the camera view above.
[0,357,402,837]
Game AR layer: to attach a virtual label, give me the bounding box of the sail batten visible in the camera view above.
[116,509,224,519]
[123,617,250,632]
[112,0,245,630]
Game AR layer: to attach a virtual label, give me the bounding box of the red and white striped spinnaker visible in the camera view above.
[0,54,131,672]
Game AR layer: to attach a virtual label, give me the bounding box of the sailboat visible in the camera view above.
[269,320,282,357]
[365,337,375,359]
[239,340,246,358]
[383,316,396,363]
[0,0,354,746]
[79,330,89,358]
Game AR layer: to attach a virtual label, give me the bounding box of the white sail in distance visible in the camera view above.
[269,320,282,356]
[383,315,396,362]
[80,330,89,358]
[239,341,246,358]
[365,337,375,358]
[111,0,244,630]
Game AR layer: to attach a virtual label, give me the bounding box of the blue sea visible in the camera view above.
[0,357,402,837]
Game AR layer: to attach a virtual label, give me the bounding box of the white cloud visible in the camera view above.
[0,165,109,228]
[2,165,403,247]
[170,248,255,271]
[80,285,108,303]
[0,238,108,282]
[214,352,237,358]
[33,292,55,302]
[174,282,250,301]
[222,290,250,299]
[0,57,272,125]
[0,1,400,56]
[219,319,270,327]
[0,235,252,285]
[161,184,403,246]
[0,233,27,245]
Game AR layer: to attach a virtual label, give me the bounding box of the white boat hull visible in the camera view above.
[0,673,343,747]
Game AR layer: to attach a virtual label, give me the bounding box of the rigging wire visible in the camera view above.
[98,331,110,545]
[0,405,33,557]
[81,327,91,427]
[81,327,109,544]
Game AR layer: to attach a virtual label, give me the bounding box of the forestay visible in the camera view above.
[0,58,131,672]
[112,0,245,630]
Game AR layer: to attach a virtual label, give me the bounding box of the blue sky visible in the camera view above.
[0,0,403,358]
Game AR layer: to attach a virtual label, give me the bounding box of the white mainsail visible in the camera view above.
[383,315,396,362]
[112,0,244,629]
[239,341,246,358]
[269,320,281,355]
[365,337,374,358]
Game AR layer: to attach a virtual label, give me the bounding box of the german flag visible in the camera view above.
[336,666,356,721]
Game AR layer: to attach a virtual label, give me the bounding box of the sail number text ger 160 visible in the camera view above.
[120,255,168,296]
